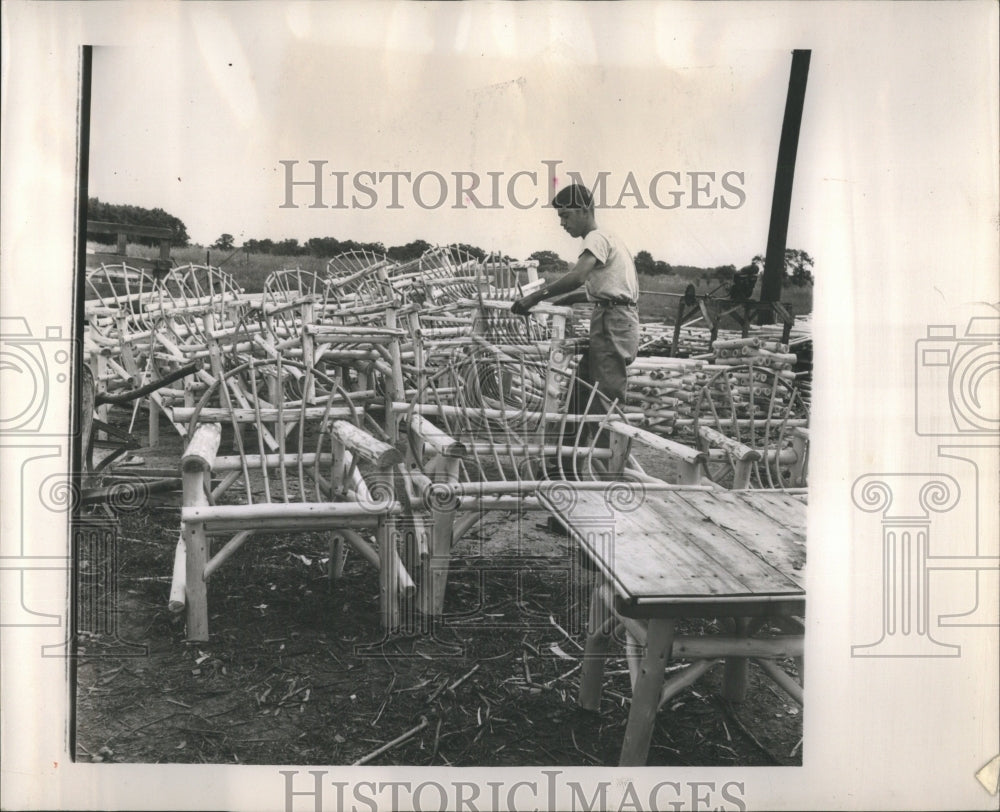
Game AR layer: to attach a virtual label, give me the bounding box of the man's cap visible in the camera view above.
[551,184,594,210]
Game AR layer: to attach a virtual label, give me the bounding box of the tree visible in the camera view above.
[752,249,814,286]
[274,238,303,256]
[243,238,273,254]
[633,250,656,276]
[213,233,235,250]
[785,249,815,286]
[712,264,736,284]
[87,197,190,246]
[387,239,432,263]
[454,243,487,261]
[527,250,569,275]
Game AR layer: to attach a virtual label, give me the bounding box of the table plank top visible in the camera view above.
[539,486,806,615]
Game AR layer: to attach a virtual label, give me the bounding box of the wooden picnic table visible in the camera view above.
[538,485,806,766]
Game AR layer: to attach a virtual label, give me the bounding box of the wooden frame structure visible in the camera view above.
[171,356,410,639]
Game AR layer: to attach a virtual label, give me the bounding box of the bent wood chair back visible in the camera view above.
[173,357,412,641]
[325,251,400,327]
[685,362,809,490]
[85,264,160,428]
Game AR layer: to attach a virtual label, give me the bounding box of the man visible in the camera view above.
[512,184,640,406]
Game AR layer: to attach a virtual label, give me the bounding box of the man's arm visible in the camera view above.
[511,252,597,314]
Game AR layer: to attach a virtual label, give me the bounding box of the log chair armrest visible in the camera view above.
[605,421,706,467]
[531,302,574,319]
[329,421,402,468]
[181,423,222,476]
[698,425,761,462]
[406,414,468,459]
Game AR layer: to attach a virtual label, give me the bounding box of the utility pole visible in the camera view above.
[760,49,811,309]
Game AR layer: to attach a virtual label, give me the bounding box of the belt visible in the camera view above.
[593,298,637,307]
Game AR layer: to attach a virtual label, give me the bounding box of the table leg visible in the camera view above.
[723,617,751,702]
[619,617,675,766]
[578,578,614,710]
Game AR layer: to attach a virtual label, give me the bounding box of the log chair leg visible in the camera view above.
[148,398,160,448]
[722,617,752,702]
[183,520,209,642]
[423,457,460,618]
[426,512,454,617]
[94,353,110,430]
[769,615,805,686]
[329,532,347,590]
[377,518,400,632]
[619,617,675,766]
[578,578,615,710]
[624,628,643,691]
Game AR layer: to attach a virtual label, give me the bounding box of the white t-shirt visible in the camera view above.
[580,229,639,303]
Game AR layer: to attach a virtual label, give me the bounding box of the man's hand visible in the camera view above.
[511,288,545,316]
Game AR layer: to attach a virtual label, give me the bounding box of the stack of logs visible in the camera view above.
[625,336,802,437]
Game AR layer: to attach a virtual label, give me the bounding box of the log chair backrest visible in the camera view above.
[404,342,624,485]
[183,357,376,507]
[687,362,809,490]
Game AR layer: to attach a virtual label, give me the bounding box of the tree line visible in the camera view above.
[529,248,814,287]
[87,199,812,286]
[88,198,190,246]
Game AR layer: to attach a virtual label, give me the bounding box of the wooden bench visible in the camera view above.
[539,486,806,766]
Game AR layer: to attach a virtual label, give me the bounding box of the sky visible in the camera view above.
[84,3,997,274]
[86,3,815,267]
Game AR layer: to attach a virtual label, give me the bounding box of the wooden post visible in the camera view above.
[671,298,687,356]
[300,300,316,403]
[148,398,160,448]
[606,428,632,478]
[168,534,186,612]
[790,427,809,487]
[722,617,751,702]
[181,424,221,641]
[753,657,803,705]
[93,352,110,427]
[619,617,675,766]
[578,578,615,710]
[422,455,460,617]
[377,516,400,632]
[760,50,811,313]
[329,532,348,586]
[699,298,718,348]
[182,488,210,641]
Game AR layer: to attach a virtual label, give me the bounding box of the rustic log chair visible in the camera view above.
[85,264,160,436]
[396,338,708,618]
[325,251,399,323]
[172,356,413,641]
[415,248,523,306]
[137,265,257,442]
[258,268,383,400]
[685,362,810,491]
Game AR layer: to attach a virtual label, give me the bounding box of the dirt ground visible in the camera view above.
[74,416,803,768]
